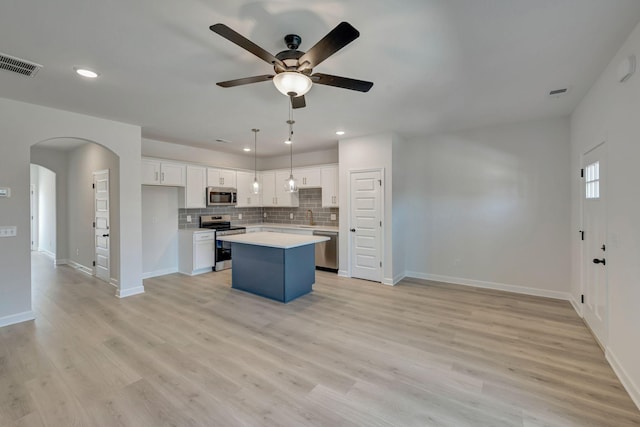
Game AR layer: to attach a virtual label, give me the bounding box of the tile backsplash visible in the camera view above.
[179,188,338,228]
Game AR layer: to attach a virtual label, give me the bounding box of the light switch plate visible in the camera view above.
[186,215,192,223]
[289,213,294,220]
[0,187,10,198]
[238,214,243,220]
[331,214,337,221]
[0,226,17,237]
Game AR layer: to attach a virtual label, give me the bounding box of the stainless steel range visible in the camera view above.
[200,215,246,271]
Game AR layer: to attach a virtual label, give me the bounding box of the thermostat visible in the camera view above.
[0,188,10,198]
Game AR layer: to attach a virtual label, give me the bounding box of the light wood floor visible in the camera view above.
[1,253,639,426]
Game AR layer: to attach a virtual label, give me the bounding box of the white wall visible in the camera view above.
[142,138,254,170]
[0,97,142,327]
[30,148,69,263]
[142,186,179,277]
[570,21,640,408]
[36,166,56,257]
[400,118,571,298]
[338,133,396,284]
[259,147,339,170]
[67,143,120,278]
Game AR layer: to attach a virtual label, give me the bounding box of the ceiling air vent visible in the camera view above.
[548,87,569,98]
[0,52,42,77]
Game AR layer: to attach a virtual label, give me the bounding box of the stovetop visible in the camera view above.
[200,214,245,232]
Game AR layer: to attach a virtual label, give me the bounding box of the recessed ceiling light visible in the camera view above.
[74,67,99,78]
[243,148,251,152]
[336,130,345,136]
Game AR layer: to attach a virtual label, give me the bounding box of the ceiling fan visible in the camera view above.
[210,22,374,109]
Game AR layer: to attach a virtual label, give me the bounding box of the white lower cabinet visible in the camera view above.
[178,230,215,275]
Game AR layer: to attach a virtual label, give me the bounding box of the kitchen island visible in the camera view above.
[216,232,330,303]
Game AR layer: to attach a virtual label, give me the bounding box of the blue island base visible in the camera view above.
[231,242,316,303]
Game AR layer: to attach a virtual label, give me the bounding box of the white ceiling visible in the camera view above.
[2,1,640,157]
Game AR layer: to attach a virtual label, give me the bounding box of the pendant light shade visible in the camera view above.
[251,128,260,195]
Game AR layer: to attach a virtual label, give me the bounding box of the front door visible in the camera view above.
[93,170,110,283]
[583,143,607,347]
[350,170,382,282]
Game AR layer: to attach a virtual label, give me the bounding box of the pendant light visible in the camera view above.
[284,103,298,193]
[250,128,260,194]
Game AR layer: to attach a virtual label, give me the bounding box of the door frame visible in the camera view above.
[30,184,38,251]
[347,167,385,281]
[580,141,608,347]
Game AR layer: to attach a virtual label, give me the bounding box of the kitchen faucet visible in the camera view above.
[306,209,316,226]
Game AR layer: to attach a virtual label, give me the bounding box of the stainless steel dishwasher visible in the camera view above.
[313,230,338,272]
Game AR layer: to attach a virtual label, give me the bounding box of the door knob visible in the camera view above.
[593,258,606,265]
[102,234,110,237]
[350,228,356,232]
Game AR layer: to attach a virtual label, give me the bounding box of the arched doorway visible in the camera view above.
[30,138,120,286]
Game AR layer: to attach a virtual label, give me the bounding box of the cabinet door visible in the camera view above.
[142,159,161,185]
[160,162,185,186]
[275,170,299,207]
[185,166,206,208]
[321,166,339,207]
[219,169,236,188]
[295,167,321,188]
[236,171,262,207]
[207,168,237,187]
[194,239,215,270]
[261,171,277,207]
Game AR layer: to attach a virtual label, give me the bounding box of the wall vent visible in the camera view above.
[548,87,569,97]
[0,52,42,77]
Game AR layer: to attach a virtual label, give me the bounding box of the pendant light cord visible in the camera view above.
[252,128,258,180]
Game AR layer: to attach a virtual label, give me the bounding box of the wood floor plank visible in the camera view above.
[0,253,637,426]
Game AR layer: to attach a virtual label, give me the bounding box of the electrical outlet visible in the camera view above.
[76,248,79,256]
[238,213,243,220]
[289,213,294,220]
[186,215,192,223]
[264,212,267,218]
[330,214,337,221]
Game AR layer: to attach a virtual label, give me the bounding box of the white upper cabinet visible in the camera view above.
[321,166,339,207]
[275,170,300,207]
[207,168,237,188]
[142,158,185,186]
[294,167,321,188]
[181,165,206,208]
[236,171,262,207]
[261,171,299,207]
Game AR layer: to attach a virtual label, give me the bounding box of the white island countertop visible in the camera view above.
[216,232,329,249]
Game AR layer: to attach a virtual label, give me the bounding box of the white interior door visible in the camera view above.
[94,170,110,283]
[583,143,607,346]
[350,170,382,282]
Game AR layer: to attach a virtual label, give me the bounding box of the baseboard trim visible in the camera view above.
[338,270,350,278]
[606,348,640,411]
[382,273,405,286]
[569,294,583,318]
[405,271,571,301]
[142,267,178,279]
[116,286,145,298]
[0,310,35,328]
[54,258,68,266]
[39,249,55,260]
[67,260,94,276]
[109,278,119,288]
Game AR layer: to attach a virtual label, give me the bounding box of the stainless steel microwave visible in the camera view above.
[207,187,237,206]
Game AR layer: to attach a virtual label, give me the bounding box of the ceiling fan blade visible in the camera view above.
[298,22,360,69]
[291,95,306,109]
[217,75,274,88]
[210,23,285,68]
[311,73,373,92]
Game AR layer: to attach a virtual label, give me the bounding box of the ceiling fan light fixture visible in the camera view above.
[273,72,312,97]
